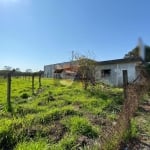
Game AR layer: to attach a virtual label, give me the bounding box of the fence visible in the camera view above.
[87,69,150,150]
[84,68,150,150]
[1,69,149,149]
[0,70,42,112]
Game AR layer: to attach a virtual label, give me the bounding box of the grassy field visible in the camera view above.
[0,77,124,150]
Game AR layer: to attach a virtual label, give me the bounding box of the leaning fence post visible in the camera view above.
[32,74,35,95]
[7,72,12,112]
[123,70,128,99]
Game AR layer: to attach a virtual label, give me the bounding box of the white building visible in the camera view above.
[95,57,142,86]
[44,40,150,86]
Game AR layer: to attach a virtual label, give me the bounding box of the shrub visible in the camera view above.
[20,93,29,99]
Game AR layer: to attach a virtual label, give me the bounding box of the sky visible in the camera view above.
[0,0,150,71]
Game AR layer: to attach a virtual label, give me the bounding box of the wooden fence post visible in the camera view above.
[32,74,34,95]
[123,70,128,99]
[39,71,42,88]
[7,72,12,112]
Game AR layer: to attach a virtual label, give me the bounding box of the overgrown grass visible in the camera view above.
[62,116,99,138]
[14,139,49,150]
[0,78,123,149]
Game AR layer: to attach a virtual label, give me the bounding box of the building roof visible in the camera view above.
[97,57,143,65]
[45,57,143,68]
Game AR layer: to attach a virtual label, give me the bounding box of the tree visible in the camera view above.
[25,69,32,73]
[15,68,21,72]
[74,53,96,90]
[124,47,140,58]
[4,66,12,71]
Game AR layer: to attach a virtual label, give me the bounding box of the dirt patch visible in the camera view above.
[119,138,150,150]
[90,115,113,131]
[48,122,67,142]
[76,135,94,148]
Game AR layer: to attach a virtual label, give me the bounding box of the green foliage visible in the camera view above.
[33,106,79,124]
[49,135,77,150]
[15,106,39,116]
[124,46,140,58]
[74,54,97,90]
[62,116,99,138]
[130,119,139,138]
[0,78,124,149]
[0,119,16,149]
[20,93,29,99]
[14,139,49,150]
[58,135,77,150]
[123,119,139,143]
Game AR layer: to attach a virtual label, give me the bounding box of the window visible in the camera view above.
[101,69,111,77]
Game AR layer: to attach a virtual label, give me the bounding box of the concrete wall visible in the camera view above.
[44,61,76,78]
[44,65,54,78]
[95,62,137,86]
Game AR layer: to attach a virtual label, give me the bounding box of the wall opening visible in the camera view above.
[101,69,111,77]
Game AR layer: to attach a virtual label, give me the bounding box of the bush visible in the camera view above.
[20,93,29,99]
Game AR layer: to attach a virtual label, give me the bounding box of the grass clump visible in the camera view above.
[20,93,30,99]
[49,135,77,150]
[0,119,18,150]
[14,139,49,150]
[123,119,139,142]
[15,106,39,116]
[33,106,79,124]
[62,116,99,138]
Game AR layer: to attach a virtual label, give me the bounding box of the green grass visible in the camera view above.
[14,139,49,150]
[62,116,99,138]
[0,78,123,149]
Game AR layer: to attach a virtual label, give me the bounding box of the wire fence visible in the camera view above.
[87,69,150,150]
